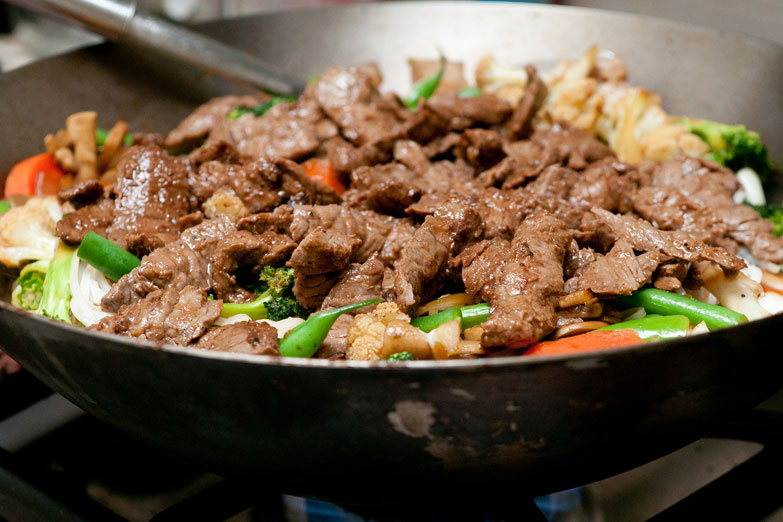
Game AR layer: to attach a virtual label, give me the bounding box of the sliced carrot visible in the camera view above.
[301,158,346,194]
[4,153,64,197]
[524,329,643,356]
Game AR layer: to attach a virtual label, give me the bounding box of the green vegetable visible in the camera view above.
[39,242,75,323]
[95,128,132,147]
[279,299,383,358]
[0,201,10,215]
[11,260,48,311]
[221,266,310,321]
[403,55,446,110]
[387,351,415,361]
[77,232,141,282]
[681,118,775,181]
[749,203,783,236]
[458,86,483,98]
[616,288,747,330]
[411,308,462,332]
[228,96,297,120]
[460,302,490,329]
[598,314,690,341]
[410,302,491,333]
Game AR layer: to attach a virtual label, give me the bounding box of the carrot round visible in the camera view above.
[4,153,64,197]
[301,158,346,194]
[524,329,643,356]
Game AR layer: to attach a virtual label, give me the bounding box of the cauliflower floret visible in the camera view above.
[0,196,63,267]
[346,302,411,361]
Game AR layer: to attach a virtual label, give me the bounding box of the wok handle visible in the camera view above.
[5,0,307,96]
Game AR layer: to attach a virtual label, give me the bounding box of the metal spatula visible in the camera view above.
[5,0,308,96]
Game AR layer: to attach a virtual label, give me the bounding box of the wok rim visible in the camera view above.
[1,0,782,372]
[2,297,780,371]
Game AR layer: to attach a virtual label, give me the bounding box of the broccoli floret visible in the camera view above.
[265,296,310,321]
[749,204,783,237]
[387,351,416,361]
[11,261,47,311]
[221,266,309,321]
[681,118,775,180]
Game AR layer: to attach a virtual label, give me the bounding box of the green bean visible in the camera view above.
[95,128,132,147]
[616,288,747,330]
[410,308,462,332]
[460,302,490,329]
[402,55,446,110]
[278,299,383,358]
[77,232,141,282]
[457,86,483,98]
[0,201,10,215]
[598,314,690,341]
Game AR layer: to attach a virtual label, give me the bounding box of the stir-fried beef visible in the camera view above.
[343,162,421,215]
[58,179,104,208]
[316,314,354,360]
[101,216,236,313]
[56,197,115,244]
[194,321,279,355]
[505,65,547,141]
[583,208,745,271]
[164,94,261,151]
[94,285,221,345]
[107,145,193,249]
[643,157,783,263]
[393,202,484,312]
[320,256,385,312]
[237,206,294,236]
[653,260,690,291]
[459,212,571,348]
[565,239,660,295]
[427,92,512,131]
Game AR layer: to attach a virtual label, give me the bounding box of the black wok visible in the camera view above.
[1,2,783,502]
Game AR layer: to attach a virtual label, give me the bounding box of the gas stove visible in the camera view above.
[2,368,783,522]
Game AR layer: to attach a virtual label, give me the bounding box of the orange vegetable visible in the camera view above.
[4,153,64,197]
[524,329,643,356]
[301,158,346,194]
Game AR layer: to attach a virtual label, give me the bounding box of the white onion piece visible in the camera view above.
[741,264,763,284]
[214,314,253,326]
[69,251,113,326]
[736,167,766,206]
[733,189,746,205]
[759,292,783,315]
[691,321,710,336]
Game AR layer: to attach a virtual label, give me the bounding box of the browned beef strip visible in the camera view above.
[459,128,505,170]
[314,66,407,147]
[379,221,417,267]
[106,145,193,249]
[289,205,399,263]
[194,321,280,355]
[164,95,261,151]
[501,125,614,189]
[631,186,731,247]
[644,156,783,263]
[276,158,342,205]
[505,65,548,141]
[569,157,637,213]
[56,198,115,244]
[287,227,362,309]
[101,216,236,313]
[566,239,660,295]
[237,206,294,236]
[393,202,484,312]
[427,92,512,131]
[315,314,354,360]
[459,212,572,349]
[212,230,297,303]
[94,285,221,346]
[320,256,385,312]
[653,260,690,291]
[58,179,104,208]
[125,231,180,259]
[585,208,745,271]
[477,140,546,188]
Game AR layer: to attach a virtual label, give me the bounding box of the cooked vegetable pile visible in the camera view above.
[1,47,782,361]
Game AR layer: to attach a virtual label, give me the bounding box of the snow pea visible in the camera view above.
[402,55,446,110]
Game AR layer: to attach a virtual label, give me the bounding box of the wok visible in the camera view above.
[1,1,783,503]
